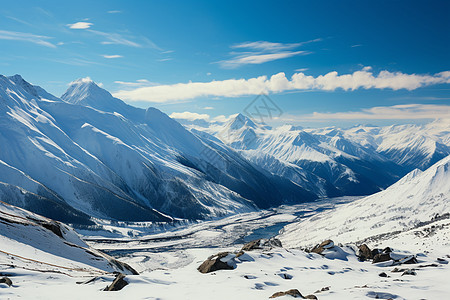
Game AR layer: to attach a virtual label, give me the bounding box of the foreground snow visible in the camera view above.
[2,244,450,299]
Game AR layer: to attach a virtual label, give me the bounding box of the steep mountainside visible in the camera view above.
[279,155,450,248]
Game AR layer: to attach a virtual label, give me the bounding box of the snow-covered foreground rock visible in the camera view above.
[0,200,137,277]
[279,155,450,249]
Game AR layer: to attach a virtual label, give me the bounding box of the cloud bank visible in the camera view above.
[113,69,450,103]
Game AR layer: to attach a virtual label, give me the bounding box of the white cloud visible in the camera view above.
[219,51,310,68]
[102,54,123,59]
[107,10,122,14]
[114,79,156,87]
[0,30,56,48]
[68,22,93,29]
[219,39,322,68]
[295,68,309,72]
[170,111,210,121]
[158,58,173,62]
[112,68,450,103]
[203,106,214,110]
[286,104,450,121]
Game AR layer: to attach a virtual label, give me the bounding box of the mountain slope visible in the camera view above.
[279,155,450,248]
[0,200,137,275]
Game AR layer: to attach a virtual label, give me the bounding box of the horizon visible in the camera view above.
[1,0,449,128]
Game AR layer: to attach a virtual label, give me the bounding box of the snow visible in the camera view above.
[279,155,450,248]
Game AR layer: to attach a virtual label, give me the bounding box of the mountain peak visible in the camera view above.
[61,77,113,106]
[228,113,257,130]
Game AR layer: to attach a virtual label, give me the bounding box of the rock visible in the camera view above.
[0,276,12,287]
[104,273,128,291]
[358,244,373,261]
[401,269,417,276]
[314,286,330,293]
[76,277,98,285]
[391,267,408,273]
[311,240,334,254]
[373,253,392,263]
[379,272,388,277]
[269,289,303,298]
[40,221,64,238]
[383,247,393,253]
[241,238,282,252]
[371,248,382,257]
[197,252,236,273]
[437,258,448,264]
[397,255,418,265]
[242,239,263,251]
[304,295,318,299]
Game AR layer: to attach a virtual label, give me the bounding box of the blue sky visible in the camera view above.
[0,0,449,127]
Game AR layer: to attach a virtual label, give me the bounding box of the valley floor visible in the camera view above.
[1,196,449,299]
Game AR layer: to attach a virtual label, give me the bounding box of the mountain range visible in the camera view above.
[0,74,448,225]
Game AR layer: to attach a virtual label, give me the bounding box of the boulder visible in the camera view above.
[197,252,236,273]
[379,272,388,277]
[104,273,128,291]
[241,238,282,251]
[269,289,303,298]
[242,239,263,251]
[358,244,373,261]
[373,253,392,263]
[0,276,12,287]
[401,269,417,276]
[397,255,418,265]
[311,240,334,255]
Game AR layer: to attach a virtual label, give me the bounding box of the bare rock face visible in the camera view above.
[197,252,236,273]
[310,240,334,255]
[104,273,128,291]
[0,276,12,287]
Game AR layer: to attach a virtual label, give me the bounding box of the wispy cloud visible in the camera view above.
[102,54,123,59]
[170,111,210,121]
[295,68,309,72]
[113,68,450,103]
[203,106,214,110]
[158,58,173,62]
[351,44,362,48]
[87,29,141,47]
[114,79,157,87]
[6,16,33,27]
[68,22,93,29]
[107,10,122,14]
[287,104,450,121]
[0,30,56,48]
[218,39,322,69]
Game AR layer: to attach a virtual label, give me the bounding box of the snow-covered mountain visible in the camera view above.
[180,113,449,198]
[279,154,450,248]
[0,74,315,224]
